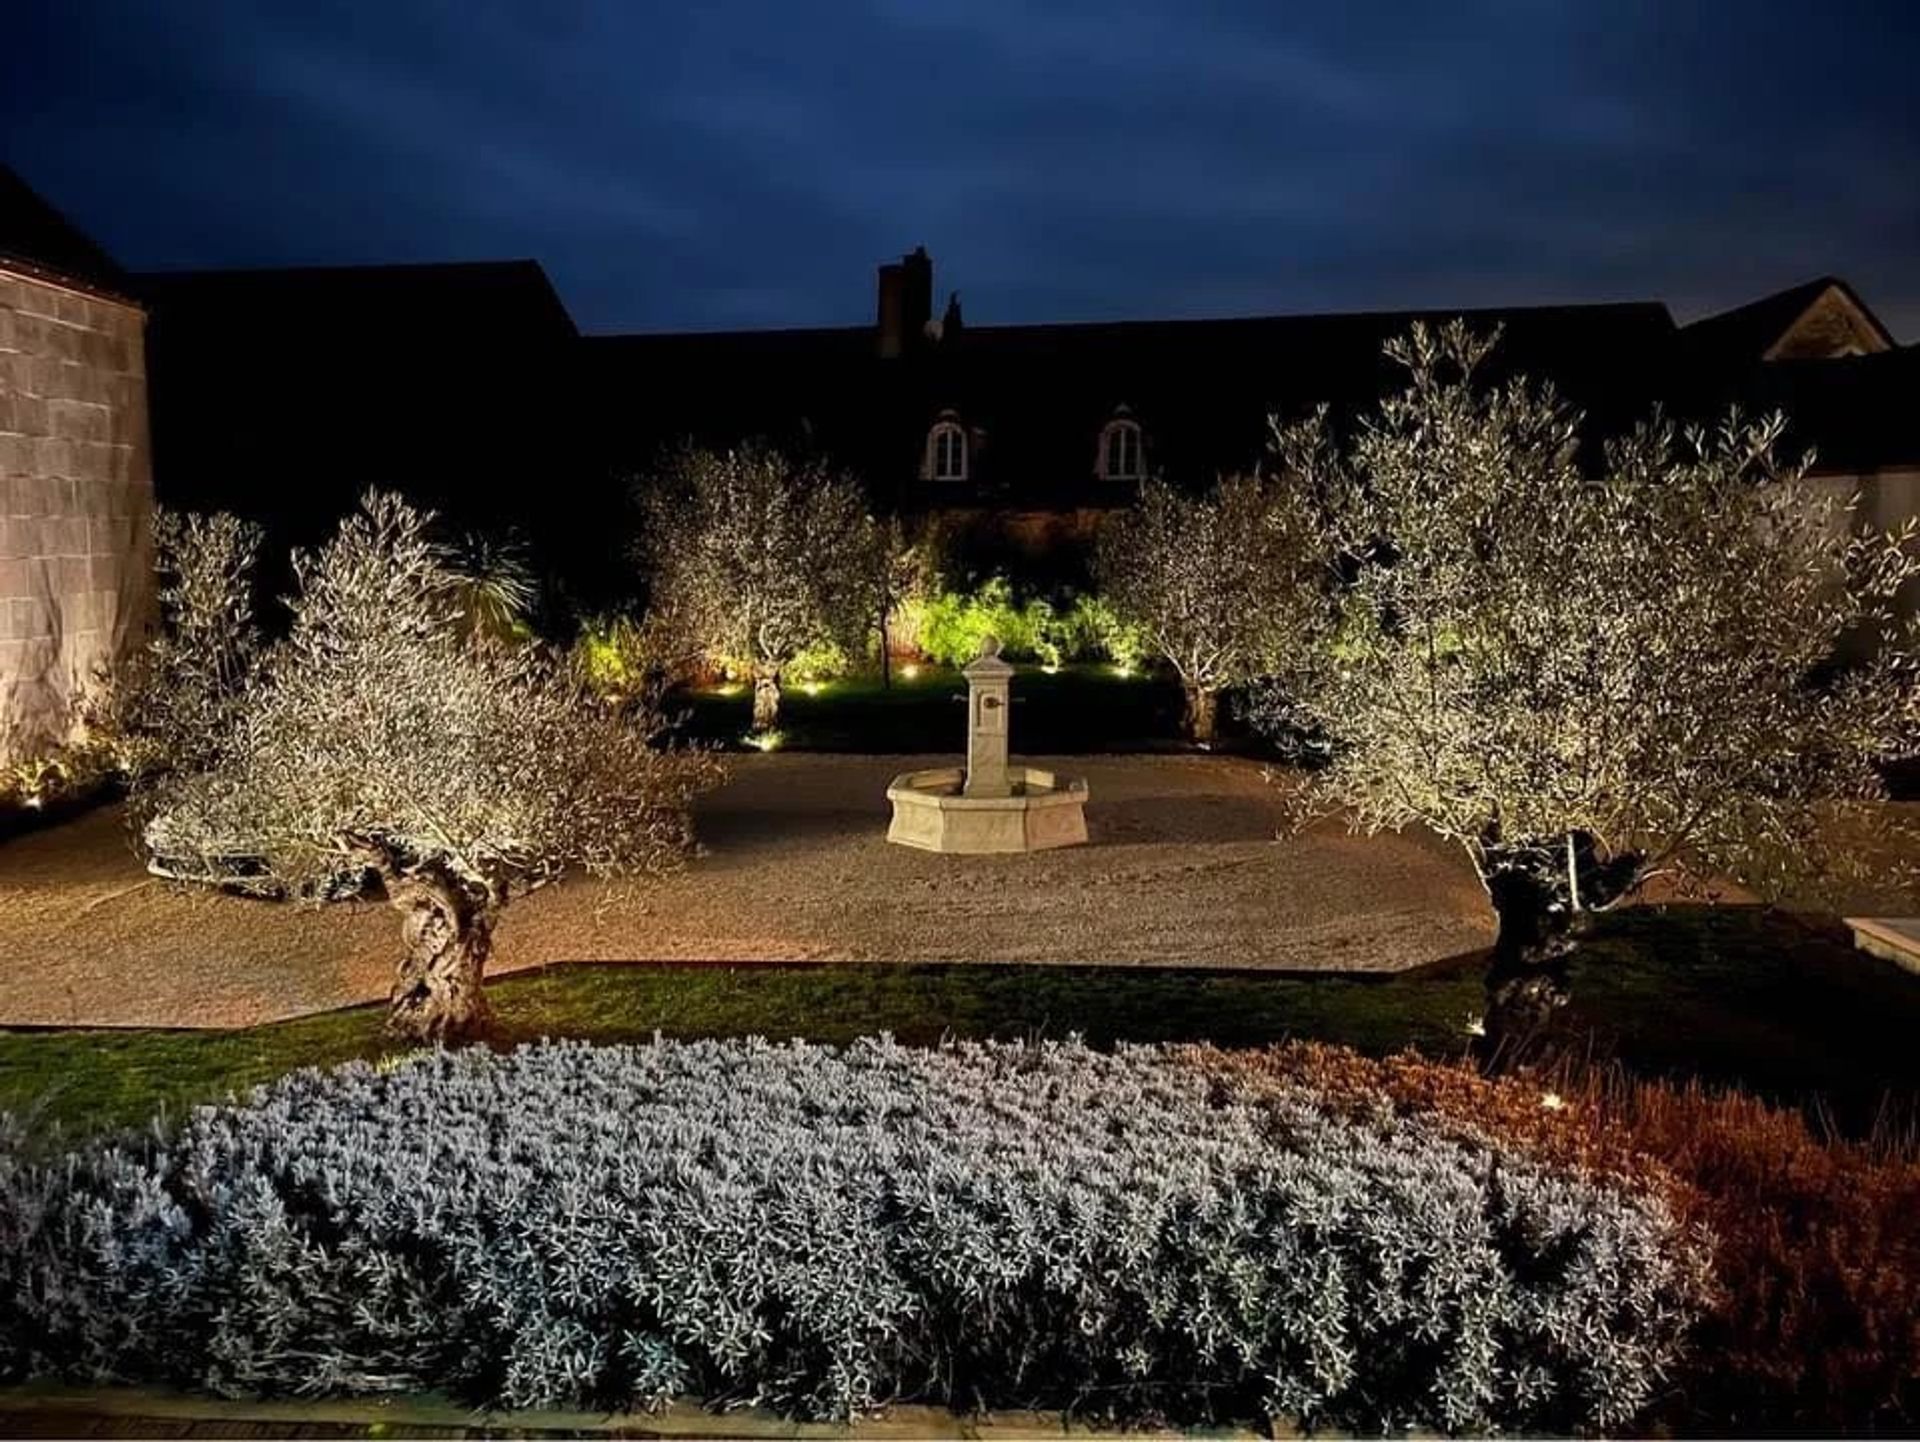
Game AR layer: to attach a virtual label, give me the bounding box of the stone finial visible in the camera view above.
[963,633,1014,681]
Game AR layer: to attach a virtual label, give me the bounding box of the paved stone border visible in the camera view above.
[1845,915,1920,976]
[0,1386,1279,1440]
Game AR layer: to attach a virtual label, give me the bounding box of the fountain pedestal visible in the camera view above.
[885,637,1090,854]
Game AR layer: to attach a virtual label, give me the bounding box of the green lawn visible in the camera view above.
[3,905,1915,1146]
[668,662,1215,752]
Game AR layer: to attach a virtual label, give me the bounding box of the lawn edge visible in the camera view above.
[0,1383,1289,1439]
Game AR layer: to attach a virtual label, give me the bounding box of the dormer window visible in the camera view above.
[924,415,968,481]
[1097,415,1144,481]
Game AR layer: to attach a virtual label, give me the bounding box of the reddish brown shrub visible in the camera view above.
[1185,1042,1920,1434]
[1598,1078,1920,1433]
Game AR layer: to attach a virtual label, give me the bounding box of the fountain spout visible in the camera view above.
[962,635,1014,797]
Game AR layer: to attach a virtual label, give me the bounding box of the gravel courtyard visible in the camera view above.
[0,754,1497,1028]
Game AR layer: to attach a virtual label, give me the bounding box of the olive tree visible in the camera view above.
[146,492,724,1042]
[1096,473,1327,742]
[638,444,879,732]
[97,509,264,794]
[1262,322,1920,1061]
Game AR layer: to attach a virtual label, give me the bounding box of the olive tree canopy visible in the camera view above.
[98,510,263,793]
[1262,323,1920,1060]
[1096,473,1327,742]
[146,492,723,1041]
[638,443,880,732]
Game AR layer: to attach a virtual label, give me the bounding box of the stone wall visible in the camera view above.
[0,266,153,763]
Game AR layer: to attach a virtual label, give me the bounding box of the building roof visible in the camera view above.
[1680,276,1895,365]
[132,259,579,342]
[0,163,133,300]
[1663,279,1913,471]
[586,298,1682,506]
[130,258,589,589]
[593,299,1675,388]
[113,234,1913,582]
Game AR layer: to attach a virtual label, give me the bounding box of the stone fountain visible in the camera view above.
[885,636,1089,853]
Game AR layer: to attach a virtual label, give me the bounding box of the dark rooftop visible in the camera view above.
[133,259,579,342]
[584,296,1687,512]
[0,163,130,298]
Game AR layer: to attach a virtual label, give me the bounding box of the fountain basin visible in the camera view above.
[886,766,1090,854]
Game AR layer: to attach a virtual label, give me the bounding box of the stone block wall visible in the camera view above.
[0,267,153,763]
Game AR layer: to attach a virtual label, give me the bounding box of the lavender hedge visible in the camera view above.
[0,1038,1708,1431]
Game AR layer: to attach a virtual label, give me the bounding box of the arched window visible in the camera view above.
[1097,415,1144,481]
[924,416,968,481]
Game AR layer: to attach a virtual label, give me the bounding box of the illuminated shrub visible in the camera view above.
[785,638,855,685]
[571,614,651,702]
[0,509,249,818]
[0,719,117,819]
[571,612,709,708]
[91,510,264,797]
[0,1038,1705,1432]
[1057,593,1147,670]
[908,580,1143,671]
[913,576,1043,666]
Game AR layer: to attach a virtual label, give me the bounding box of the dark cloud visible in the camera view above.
[3,0,1914,336]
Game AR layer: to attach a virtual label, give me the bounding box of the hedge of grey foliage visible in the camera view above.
[0,1038,1708,1432]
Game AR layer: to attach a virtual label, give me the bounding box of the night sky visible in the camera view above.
[4,1,1915,338]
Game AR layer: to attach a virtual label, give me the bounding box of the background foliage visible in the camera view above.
[906,578,1143,671]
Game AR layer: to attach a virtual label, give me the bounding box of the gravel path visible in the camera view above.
[0,754,1496,1029]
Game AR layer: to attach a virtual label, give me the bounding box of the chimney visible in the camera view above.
[876,246,933,358]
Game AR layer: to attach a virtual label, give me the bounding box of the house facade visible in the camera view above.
[583,250,1919,591]
[0,167,154,765]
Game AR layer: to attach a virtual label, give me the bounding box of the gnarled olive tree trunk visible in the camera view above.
[1473,831,1641,1071]
[752,665,782,732]
[355,846,497,1042]
[1182,683,1220,744]
[1477,859,1579,1070]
